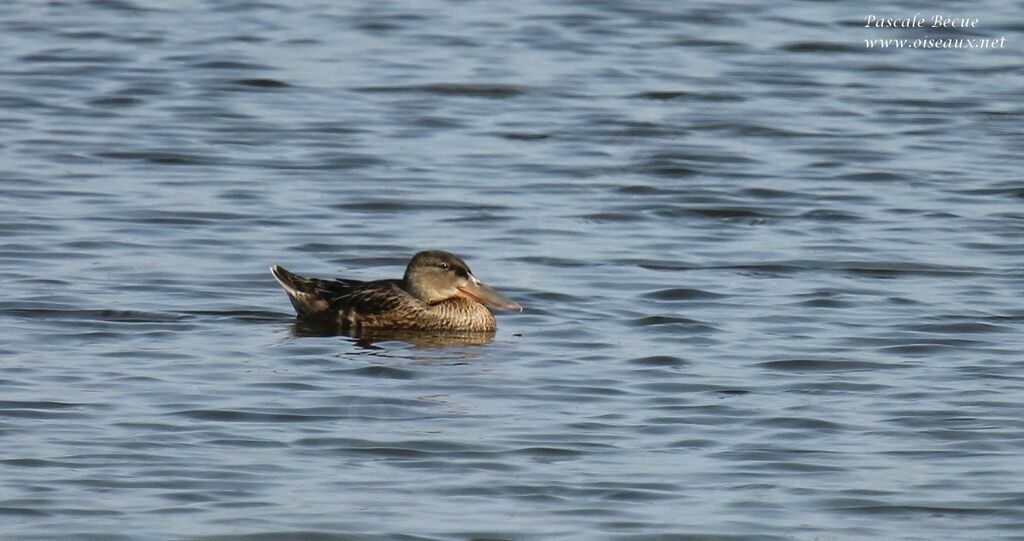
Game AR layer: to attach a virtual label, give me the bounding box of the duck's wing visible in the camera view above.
[328,279,428,328]
[272,266,427,327]
[271,265,366,318]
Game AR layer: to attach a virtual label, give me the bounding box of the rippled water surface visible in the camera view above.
[2,1,1024,540]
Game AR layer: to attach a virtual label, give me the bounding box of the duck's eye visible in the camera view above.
[439,263,450,270]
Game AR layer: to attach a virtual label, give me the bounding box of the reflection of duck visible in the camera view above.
[271,250,522,332]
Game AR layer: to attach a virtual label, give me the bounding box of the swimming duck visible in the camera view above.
[271,250,522,332]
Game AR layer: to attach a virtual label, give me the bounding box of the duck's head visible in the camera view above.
[403,250,522,311]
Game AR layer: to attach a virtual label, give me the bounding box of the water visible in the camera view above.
[2,0,1023,539]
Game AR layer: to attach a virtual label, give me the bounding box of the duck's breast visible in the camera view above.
[419,298,497,332]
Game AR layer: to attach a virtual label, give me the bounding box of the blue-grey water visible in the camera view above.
[2,1,1023,540]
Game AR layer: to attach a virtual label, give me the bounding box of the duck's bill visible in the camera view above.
[457,276,523,312]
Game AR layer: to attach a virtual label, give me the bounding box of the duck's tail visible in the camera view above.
[270,265,332,317]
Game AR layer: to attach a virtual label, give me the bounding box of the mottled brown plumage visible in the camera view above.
[271,250,521,332]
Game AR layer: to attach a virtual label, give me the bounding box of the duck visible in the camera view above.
[271,250,522,332]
